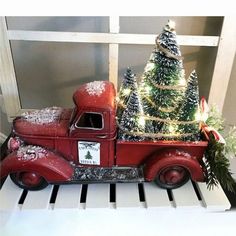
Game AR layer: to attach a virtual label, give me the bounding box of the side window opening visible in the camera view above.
[76,112,103,130]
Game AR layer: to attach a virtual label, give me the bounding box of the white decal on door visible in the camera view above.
[78,141,100,165]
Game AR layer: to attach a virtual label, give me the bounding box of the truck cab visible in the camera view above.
[0,81,208,191]
[69,81,116,167]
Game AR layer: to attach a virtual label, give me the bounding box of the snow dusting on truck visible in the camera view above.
[85,81,106,96]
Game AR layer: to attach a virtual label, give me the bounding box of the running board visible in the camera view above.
[71,167,144,183]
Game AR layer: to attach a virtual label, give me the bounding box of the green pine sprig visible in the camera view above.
[204,135,236,192]
[206,105,224,132]
[203,104,236,192]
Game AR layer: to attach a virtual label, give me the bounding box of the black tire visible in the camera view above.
[10,172,49,191]
[154,166,190,189]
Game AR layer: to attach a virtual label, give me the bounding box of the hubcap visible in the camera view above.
[160,166,186,185]
[18,172,42,187]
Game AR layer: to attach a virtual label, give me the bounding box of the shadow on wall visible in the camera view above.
[195,17,223,100]
[223,54,236,126]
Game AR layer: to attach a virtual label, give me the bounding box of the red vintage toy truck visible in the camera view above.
[0,81,208,190]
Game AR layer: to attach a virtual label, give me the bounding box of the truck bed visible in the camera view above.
[116,140,208,166]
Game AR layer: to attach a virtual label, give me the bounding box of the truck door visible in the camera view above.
[70,109,114,167]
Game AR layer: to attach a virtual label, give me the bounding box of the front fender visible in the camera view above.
[0,146,74,183]
[144,149,205,182]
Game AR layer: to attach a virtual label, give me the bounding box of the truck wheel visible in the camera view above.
[154,166,190,189]
[10,172,48,191]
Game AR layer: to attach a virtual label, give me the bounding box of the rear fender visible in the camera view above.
[144,149,205,182]
[0,146,74,183]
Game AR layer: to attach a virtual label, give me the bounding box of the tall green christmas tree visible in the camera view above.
[116,68,137,122]
[139,20,187,135]
[118,85,145,141]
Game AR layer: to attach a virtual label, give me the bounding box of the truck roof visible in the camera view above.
[73,81,116,111]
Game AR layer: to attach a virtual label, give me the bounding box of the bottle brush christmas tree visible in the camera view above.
[138,20,191,139]
[116,68,137,122]
[161,70,201,141]
[138,20,201,140]
[118,83,145,142]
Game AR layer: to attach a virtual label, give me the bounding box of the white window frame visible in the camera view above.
[0,16,236,122]
[75,112,104,130]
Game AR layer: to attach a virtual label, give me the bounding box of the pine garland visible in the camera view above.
[204,135,235,192]
[204,106,236,192]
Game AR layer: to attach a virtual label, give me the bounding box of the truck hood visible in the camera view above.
[13,107,72,137]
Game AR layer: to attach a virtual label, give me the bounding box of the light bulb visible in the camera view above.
[123,88,131,96]
[144,62,155,72]
[165,20,176,31]
[178,78,186,87]
[115,96,120,103]
[144,85,151,94]
[168,124,176,133]
[138,116,146,127]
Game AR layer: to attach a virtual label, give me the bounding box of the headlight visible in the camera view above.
[7,137,21,151]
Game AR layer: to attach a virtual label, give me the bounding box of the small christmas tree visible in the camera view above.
[177,70,201,140]
[116,68,137,122]
[85,151,92,160]
[139,20,186,135]
[118,85,145,141]
[178,71,200,121]
[161,70,201,140]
